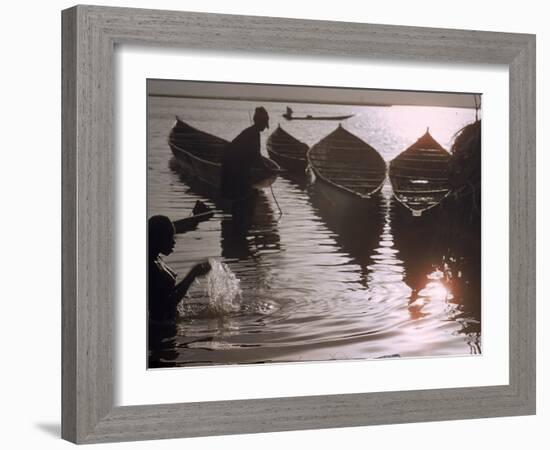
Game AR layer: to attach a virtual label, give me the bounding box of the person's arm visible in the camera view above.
[172,261,211,302]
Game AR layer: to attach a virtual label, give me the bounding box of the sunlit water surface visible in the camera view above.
[147,96,481,367]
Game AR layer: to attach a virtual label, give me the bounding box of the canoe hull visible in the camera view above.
[168,118,279,193]
[310,172,383,219]
[171,146,278,190]
[389,130,451,217]
[308,166,382,212]
[267,149,308,174]
[266,125,309,175]
[307,125,387,210]
[170,145,221,188]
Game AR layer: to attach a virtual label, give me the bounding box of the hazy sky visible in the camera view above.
[147,79,480,109]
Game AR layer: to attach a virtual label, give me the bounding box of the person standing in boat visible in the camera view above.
[148,215,211,323]
[283,106,293,120]
[220,106,270,200]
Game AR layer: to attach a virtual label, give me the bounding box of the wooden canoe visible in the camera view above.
[266,125,309,174]
[307,125,387,206]
[168,117,280,191]
[389,129,451,216]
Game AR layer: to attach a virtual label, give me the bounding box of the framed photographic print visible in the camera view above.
[62,4,535,444]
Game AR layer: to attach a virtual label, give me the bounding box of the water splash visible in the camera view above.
[177,258,282,326]
[204,258,242,314]
[178,258,243,319]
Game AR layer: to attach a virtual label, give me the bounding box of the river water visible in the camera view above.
[147,95,481,367]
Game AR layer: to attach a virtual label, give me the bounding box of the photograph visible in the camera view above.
[146,80,482,368]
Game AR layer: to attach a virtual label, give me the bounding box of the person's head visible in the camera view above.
[253,106,269,131]
[148,215,175,257]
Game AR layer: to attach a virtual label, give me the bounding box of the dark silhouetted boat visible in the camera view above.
[282,106,353,121]
[446,120,482,226]
[307,125,386,213]
[266,125,309,174]
[168,116,280,191]
[389,128,450,217]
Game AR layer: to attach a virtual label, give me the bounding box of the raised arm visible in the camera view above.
[172,261,211,303]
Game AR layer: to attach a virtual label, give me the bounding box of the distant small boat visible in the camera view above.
[266,125,309,174]
[282,106,353,121]
[307,125,387,208]
[168,117,280,191]
[389,128,451,216]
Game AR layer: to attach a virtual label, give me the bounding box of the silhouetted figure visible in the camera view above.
[148,215,211,322]
[283,106,293,119]
[221,106,270,200]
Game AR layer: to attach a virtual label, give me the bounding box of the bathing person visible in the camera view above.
[220,106,270,200]
[148,215,211,322]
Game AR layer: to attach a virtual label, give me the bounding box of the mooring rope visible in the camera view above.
[269,183,283,220]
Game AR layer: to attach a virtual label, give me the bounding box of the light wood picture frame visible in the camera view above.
[61,4,536,444]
